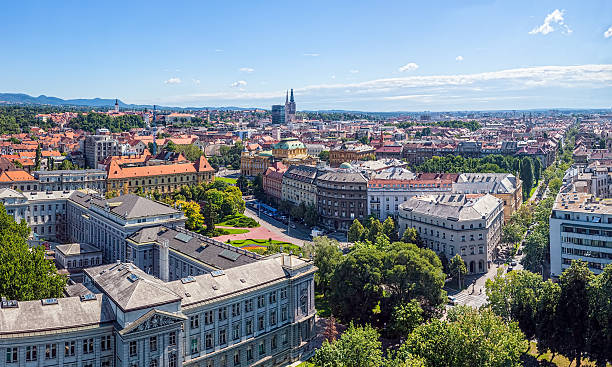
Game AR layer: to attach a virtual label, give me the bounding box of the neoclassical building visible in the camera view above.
[0,254,316,367]
[398,194,503,274]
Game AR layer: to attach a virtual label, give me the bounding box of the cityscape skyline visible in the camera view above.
[1,1,612,111]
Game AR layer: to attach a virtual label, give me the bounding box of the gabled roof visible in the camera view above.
[0,170,36,182]
[85,263,182,312]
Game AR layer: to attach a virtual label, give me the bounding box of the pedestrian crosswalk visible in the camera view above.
[452,291,488,308]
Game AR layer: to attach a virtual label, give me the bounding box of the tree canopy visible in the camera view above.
[0,204,66,301]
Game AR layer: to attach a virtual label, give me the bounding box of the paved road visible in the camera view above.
[242,207,312,243]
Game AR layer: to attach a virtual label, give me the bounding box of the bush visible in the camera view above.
[218,214,260,228]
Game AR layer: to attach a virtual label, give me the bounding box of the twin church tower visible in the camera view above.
[271,88,296,124]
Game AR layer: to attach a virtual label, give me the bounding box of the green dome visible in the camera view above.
[273,138,305,150]
[339,162,353,169]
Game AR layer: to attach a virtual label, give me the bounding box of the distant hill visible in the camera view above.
[0,93,130,108]
[0,93,254,111]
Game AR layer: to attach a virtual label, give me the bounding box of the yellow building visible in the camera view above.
[107,156,215,194]
[241,138,316,177]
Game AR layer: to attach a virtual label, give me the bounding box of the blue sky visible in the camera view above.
[1,0,611,111]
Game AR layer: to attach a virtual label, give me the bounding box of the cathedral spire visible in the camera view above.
[290,89,294,103]
[285,90,289,104]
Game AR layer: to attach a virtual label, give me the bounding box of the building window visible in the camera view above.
[205,332,214,350]
[269,291,276,304]
[232,322,241,340]
[83,338,94,354]
[26,346,37,362]
[129,341,137,357]
[65,341,75,357]
[204,310,214,325]
[231,303,241,317]
[271,335,277,350]
[300,289,308,314]
[246,318,253,335]
[270,310,277,326]
[258,341,266,356]
[190,314,200,329]
[257,295,266,308]
[45,344,57,359]
[219,328,227,345]
[149,336,157,352]
[233,351,241,366]
[258,314,265,331]
[244,299,253,313]
[246,345,253,361]
[281,306,288,322]
[190,337,199,355]
[218,307,228,321]
[280,288,287,300]
[169,353,177,367]
[149,359,158,367]
[6,347,18,363]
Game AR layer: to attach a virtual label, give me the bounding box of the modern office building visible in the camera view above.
[34,170,108,193]
[0,254,316,367]
[271,105,285,125]
[398,194,504,274]
[316,165,368,231]
[549,192,612,277]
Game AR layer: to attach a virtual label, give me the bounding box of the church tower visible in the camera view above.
[114,99,119,113]
[285,89,296,123]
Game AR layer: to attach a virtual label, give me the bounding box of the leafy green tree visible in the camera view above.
[391,299,424,338]
[304,205,319,227]
[586,264,612,366]
[319,150,330,162]
[383,217,399,242]
[312,236,343,295]
[399,307,527,367]
[401,227,420,245]
[520,157,533,200]
[555,261,594,367]
[448,254,467,289]
[236,175,250,194]
[0,204,66,300]
[34,144,42,170]
[533,158,541,183]
[502,222,523,244]
[366,217,383,243]
[330,247,385,324]
[348,219,366,242]
[312,323,383,367]
[176,200,204,231]
[520,227,548,274]
[201,189,224,231]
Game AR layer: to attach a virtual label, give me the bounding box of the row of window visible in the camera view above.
[6,337,111,363]
[188,290,289,330]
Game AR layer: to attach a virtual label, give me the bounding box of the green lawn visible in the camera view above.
[215,177,237,184]
[227,239,302,255]
[296,362,314,367]
[222,228,249,234]
[217,214,260,228]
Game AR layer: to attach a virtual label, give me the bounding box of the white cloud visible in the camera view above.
[215,49,223,52]
[164,77,182,85]
[456,56,464,62]
[156,64,612,109]
[193,79,201,85]
[239,67,255,73]
[605,26,612,38]
[230,80,247,88]
[331,75,336,79]
[304,53,320,57]
[349,69,359,74]
[529,9,572,35]
[398,62,419,72]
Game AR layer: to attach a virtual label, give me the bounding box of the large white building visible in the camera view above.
[0,188,73,243]
[398,193,504,274]
[367,168,454,220]
[550,192,612,277]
